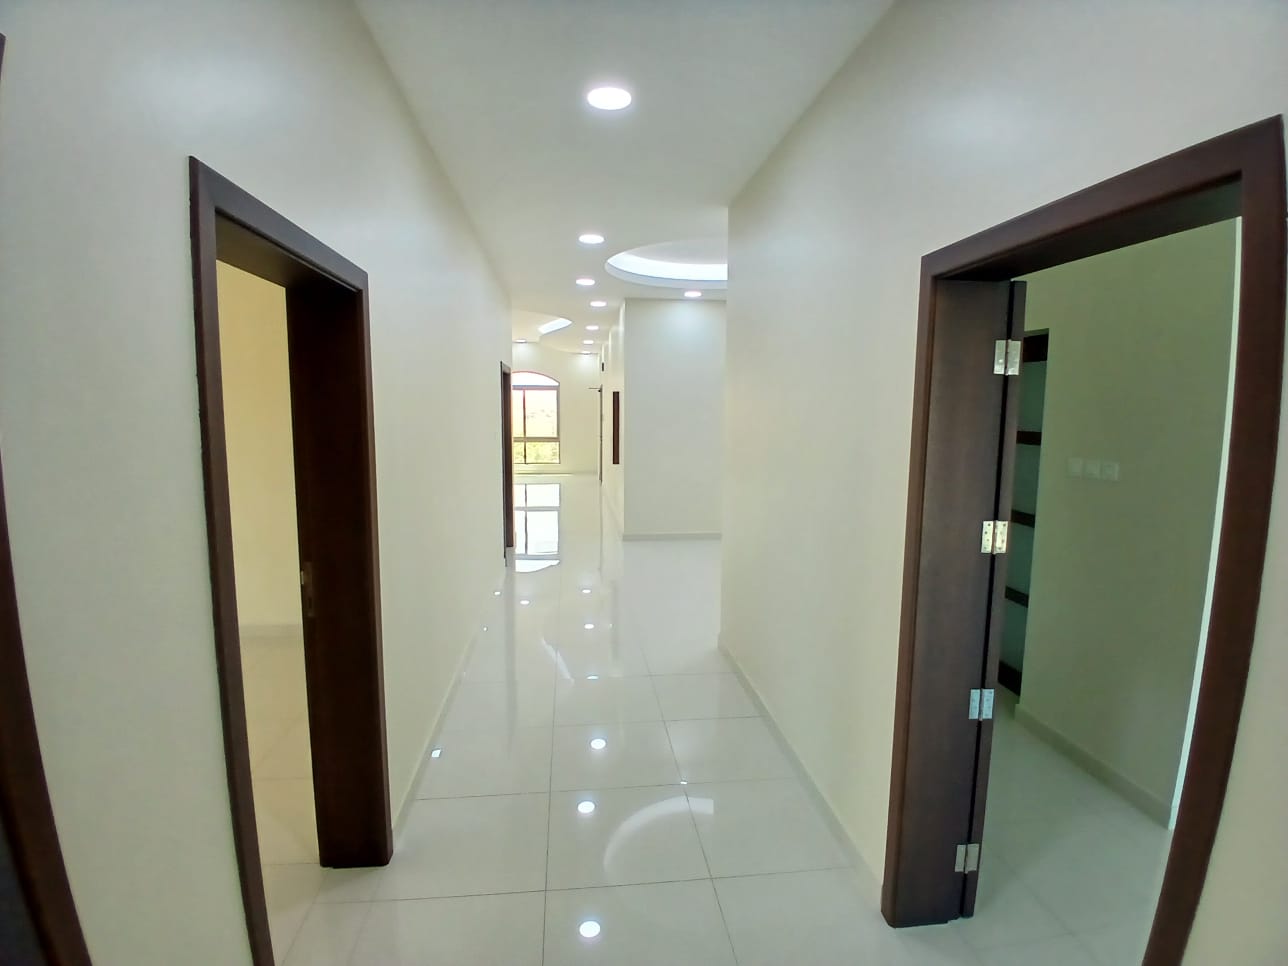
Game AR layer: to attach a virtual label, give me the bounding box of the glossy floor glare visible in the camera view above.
[271,475,1169,964]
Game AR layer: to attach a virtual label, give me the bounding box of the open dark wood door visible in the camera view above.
[502,364,515,551]
[883,279,1024,926]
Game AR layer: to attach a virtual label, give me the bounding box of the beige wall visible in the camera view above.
[621,299,725,538]
[1017,221,1238,827]
[216,263,302,632]
[512,343,601,477]
[0,2,509,963]
[722,1,1288,961]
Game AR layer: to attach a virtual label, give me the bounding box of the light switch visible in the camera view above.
[1084,459,1102,480]
[1067,457,1084,478]
[1102,460,1120,482]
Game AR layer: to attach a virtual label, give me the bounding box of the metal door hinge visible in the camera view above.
[993,340,1021,375]
[980,520,1009,554]
[954,843,981,874]
[968,688,995,721]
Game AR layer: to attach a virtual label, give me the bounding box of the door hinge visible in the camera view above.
[954,843,981,874]
[968,688,995,721]
[980,520,1009,554]
[993,339,1021,375]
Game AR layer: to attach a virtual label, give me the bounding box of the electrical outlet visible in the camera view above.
[1102,460,1120,482]
[1084,459,1102,479]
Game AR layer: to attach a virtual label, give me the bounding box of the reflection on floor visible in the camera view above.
[242,627,320,964]
[271,474,1171,964]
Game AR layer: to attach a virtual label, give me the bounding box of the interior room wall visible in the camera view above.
[620,298,725,538]
[721,2,1288,960]
[216,263,302,633]
[511,342,601,476]
[0,2,510,963]
[1016,220,1238,828]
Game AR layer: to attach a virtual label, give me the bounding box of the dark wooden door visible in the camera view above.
[502,365,515,550]
[885,280,1023,925]
[285,282,392,868]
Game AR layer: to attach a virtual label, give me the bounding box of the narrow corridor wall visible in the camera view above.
[722,2,1288,961]
[0,2,510,962]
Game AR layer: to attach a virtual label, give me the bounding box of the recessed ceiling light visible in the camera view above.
[493,590,501,596]
[580,351,592,355]
[589,737,607,750]
[581,588,592,594]
[430,748,442,759]
[579,233,605,245]
[577,800,596,815]
[520,599,531,606]
[583,339,594,345]
[576,277,595,287]
[579,920,602,940]
[587,674,599,680]
[584,622,595,630]
[514,338,527,343]
[684,290,702,299]
[538,317,573,335]
[587,86,632,111]
[590,300,608,308]
[586,325,600,331]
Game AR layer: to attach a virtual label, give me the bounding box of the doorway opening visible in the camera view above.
[190,160,392,966]
[882,118,1285,966]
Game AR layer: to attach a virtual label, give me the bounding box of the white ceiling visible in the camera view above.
[357,0,891,353]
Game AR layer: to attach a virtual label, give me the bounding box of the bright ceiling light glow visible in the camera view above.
[584,623,595,630]
[587,86,632,111]
[577,800,596,815]
[514,339,527,343]
[520,599,531,606]
[579,920,603,939]
[684,290,702,299]
[430,748,442,758]
[586,325,600,331]
[493,590,501,596]
[587,674,599,680]
[538,317,573,335]
[575,277,595,287]
[582,588,592,594]
[590,300,608,308]
[579,233,605,245]
[589,737,607,750]
[583,339,594,345]
[607,251,727,285]
[580,351,592,355]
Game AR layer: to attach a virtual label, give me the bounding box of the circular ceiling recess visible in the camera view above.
[605,237,727,290]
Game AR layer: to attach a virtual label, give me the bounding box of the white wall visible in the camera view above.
[1017,221,1238,827]
[0,2,509,963]
[722,2,1288,960]
[620,299,725,538]
[216,263,302,632]
[511,343,601,476]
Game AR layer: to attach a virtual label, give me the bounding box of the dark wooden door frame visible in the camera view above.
[502,363,515,551]
[0,33,94,966]
[190,158,392,966]
[883,117,1285,966]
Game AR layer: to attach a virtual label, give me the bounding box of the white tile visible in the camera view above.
[547,786,708,889]
[261,864,323,965]
[416,726,551,798]
[254,779,318,865]
[375,794,548,900]
[955,855,1068,951]
[554,638,652,678]
[543,880,736,966]
[351,893,545,966]
[715,868,910,966]
[688,779,849,877]
[667,717,793,783]
[255,717,313,781]
[652,674,757,720]
[282,901,369,966]
[1078,911,1154,966]
[551,722,680,790]
[897,925,984,965]
[554,677,662,725]
[314,866,384,904]
[979,934,1100,966]
[439,680,554,732]
[639,644,732,676]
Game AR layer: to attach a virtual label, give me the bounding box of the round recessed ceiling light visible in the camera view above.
[579,233,605,245]
[582,588,592,594]
[583,339,594,345]
[577,800,596,815]
[430,748,442,759]
[587,86,632,111]
[586,325,600,331]
[520,599,531,606]
[584,622,595,629]
[579,920,602,939]
[684,290,702,299]
[589,737,607,751]
[576,277,595,287]
[514,338,527,343]
[590,300,608,308]
[587,674,599,680]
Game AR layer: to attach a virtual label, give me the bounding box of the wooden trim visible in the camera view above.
[883,117,1286,966]
[612,391,621,465]
[1016,430,1043,446]
[0,33,94,966]
[190,158,391,966]
[501,363,515,550]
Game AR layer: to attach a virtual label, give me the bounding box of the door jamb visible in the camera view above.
[189,158,392,966]
[883,117,1286,966]
[502,362,515,551]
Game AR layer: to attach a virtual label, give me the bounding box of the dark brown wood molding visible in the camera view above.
[0,33,94,966]
[190,158,391,966]
[883,116,1285,966]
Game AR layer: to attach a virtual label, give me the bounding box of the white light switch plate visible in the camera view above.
[1102,460,1120,482]
[1084,459,1102,479]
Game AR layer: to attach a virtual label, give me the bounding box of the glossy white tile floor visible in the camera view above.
[261,475,1171,965]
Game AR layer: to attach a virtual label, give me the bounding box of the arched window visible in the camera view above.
[512,371,560,465]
